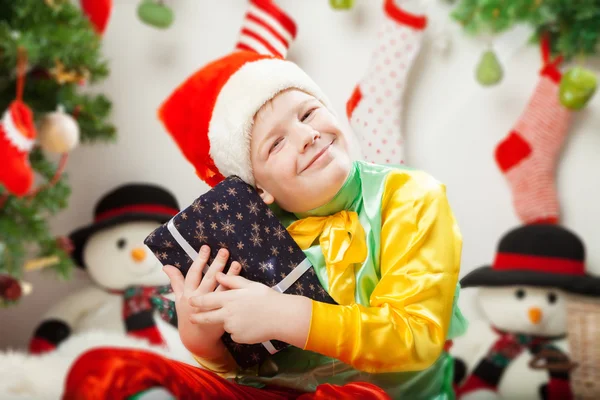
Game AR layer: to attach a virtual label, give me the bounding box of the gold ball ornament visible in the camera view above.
[38,106,80,154]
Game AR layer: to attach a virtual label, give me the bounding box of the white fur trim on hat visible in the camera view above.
[2,107,35,153]
[208,58,333,186]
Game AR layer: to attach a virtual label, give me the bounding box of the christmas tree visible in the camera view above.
[0,0,116,305]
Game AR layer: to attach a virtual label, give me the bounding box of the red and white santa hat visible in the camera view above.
[158,50,334,187]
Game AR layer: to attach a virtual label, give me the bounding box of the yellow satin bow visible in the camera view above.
[287,211,367,305]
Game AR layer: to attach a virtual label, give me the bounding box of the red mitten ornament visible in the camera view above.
[81,0,112,35]
[0,100,37,197]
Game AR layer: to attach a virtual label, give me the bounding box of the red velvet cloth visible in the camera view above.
[63,347,392,400]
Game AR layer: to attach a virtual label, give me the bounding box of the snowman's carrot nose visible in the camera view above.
[131,247,147,262]
[528,307,542,324]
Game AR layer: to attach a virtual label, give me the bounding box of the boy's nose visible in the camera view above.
[301,130,320,151]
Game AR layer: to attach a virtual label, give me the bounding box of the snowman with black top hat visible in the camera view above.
[0,184,190,400]
[452,223,600,400]
[27,183,191,362]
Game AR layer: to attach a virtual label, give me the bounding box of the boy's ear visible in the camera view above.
[256,185,275,205]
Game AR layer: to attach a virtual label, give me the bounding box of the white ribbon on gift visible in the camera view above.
[167,218,312,355]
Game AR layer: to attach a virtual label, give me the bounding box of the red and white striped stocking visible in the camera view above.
[347,0,427,165]
[235,0,297,59]
[494,38,572,224]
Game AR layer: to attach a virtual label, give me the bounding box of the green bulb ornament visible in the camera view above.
[137,0,174,29]
[559,67,597,111]
[476,49,503,87]
[330,0,354,10]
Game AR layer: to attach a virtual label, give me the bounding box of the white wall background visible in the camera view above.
[1,0,599,350]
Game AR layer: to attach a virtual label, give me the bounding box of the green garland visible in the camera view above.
[451,0,600,60]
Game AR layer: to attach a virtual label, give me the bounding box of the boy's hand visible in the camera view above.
[163,246,241,360]
[189,273,312,347]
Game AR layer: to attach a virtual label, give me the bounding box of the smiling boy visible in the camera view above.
[63,49,466,400]
[62,2,467,397]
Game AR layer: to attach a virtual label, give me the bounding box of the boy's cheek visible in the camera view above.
[276,152,297,175]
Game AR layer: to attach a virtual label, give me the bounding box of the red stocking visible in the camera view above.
[494,37,572,224]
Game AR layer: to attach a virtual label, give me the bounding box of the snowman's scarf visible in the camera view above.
[112,285,178,346]
[457,327,573,400]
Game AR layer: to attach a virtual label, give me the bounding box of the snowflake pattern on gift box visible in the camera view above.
[144,176,336,370]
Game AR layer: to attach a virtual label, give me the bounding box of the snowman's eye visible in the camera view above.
[547,292,558,304]
[515,289,526,299]
[117,238,127,249]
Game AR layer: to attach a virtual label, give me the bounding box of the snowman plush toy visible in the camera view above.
[28,183,193,364]
[452,224,599,400]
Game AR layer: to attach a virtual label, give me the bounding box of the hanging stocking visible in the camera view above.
[494,37,572,224]
[0,49,37,197]
[80,0,112,35]
[235,0,297,59]
[346,0,427,165]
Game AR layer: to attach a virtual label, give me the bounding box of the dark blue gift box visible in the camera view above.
[145,176,336,369]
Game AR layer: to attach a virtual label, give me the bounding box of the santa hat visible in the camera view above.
[0,100,36,196]
[158,50,334,187]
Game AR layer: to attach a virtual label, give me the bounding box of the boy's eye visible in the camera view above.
[301,108,315,122]
[269,137,283,153]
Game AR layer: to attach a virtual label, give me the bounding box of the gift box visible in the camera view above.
[144,176,336,369]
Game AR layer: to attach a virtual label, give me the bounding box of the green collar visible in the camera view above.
[293,161,361,219]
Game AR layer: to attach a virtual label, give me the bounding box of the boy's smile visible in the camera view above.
[300,137,336,173]
[250,89,353,213]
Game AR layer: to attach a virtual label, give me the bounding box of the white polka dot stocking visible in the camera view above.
[346,0,427,165]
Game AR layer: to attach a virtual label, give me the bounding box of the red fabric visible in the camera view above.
[239,28,284,58]
[117,285,175,346]
[346,85,363,120]
[383,0,427,30]
[95,204,179,222]
[493,252,585,275]
[80,0,112,34]
[245,13,292,48]
[443,340,453,352]
[235,0,297,57]
[234,0,297,59]
[250,0,297,38]
[237,43,257,53]
[494,131,532,172]
[158,51,277,187]
[547,378,573,400]
[0,100,36,197]
[530,216,559,224]
[539,35,563,83]
[28,337,56,355]
[81,0,112,35]
[456,375,496,398]
[128,326,166,347]
[540,64,562,83]
[63,348,391,400]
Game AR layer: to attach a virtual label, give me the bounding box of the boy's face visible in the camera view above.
[250,89,353,213]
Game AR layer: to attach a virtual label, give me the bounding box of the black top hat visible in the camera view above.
[461,224,600,297]
[69,183,180,268]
